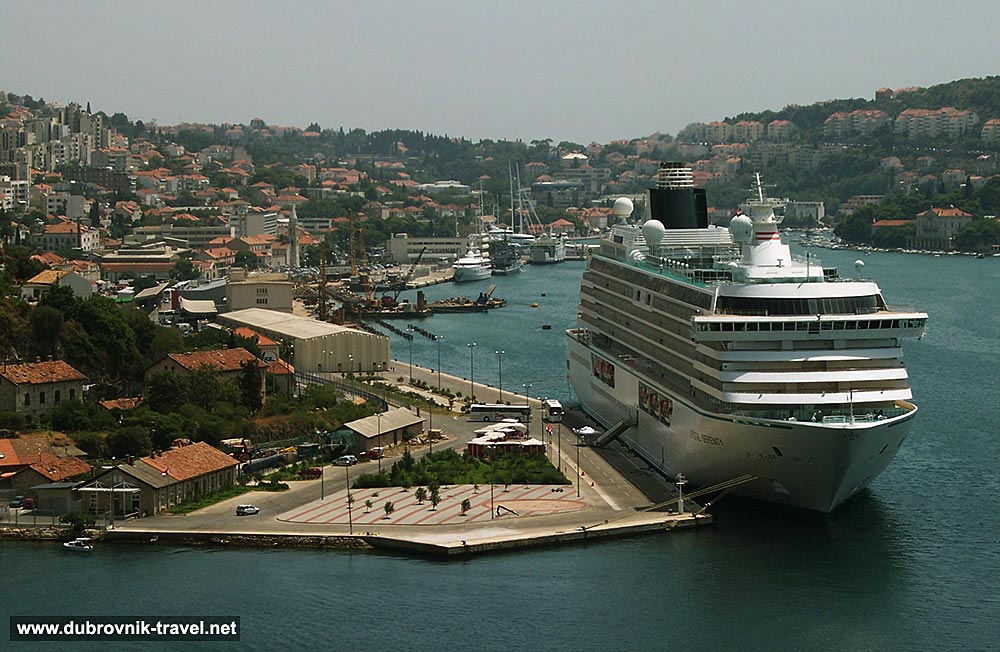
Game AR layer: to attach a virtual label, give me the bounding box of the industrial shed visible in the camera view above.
[218,308,390,374]
[344,407,425,452]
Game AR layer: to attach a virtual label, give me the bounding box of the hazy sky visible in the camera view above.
[3,0,1000,144]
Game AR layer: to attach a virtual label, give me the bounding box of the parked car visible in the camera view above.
[359,448,384,460]
[235,504,260,516]
[9,495,26,508]
[332,455,358,466]
[303,467,323,477]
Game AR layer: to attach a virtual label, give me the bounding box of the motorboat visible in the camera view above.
[63,537,94,552]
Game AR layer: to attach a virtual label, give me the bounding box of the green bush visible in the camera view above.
[59,512,97,535]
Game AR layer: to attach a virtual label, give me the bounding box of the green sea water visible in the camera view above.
[4,251,998,651]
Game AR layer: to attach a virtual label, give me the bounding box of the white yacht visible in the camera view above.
[452,237,492,283]
[566,163,928,512]
[529,232,566,264]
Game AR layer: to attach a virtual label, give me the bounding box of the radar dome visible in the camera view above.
[642,219,665,250]
[729,214,754,243]
[613,197,634,219]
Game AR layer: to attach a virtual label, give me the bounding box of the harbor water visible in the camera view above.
[3,250,999,651]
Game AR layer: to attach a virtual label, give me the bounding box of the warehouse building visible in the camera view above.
[218,308,390,374]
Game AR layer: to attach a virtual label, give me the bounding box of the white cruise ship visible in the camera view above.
[566,163,928,512]
[452,237,492,283]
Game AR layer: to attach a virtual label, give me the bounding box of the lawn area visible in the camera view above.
[352,448,570,489]
[168,484,256,514]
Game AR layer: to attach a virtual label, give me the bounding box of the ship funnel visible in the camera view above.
[649,162,708,229]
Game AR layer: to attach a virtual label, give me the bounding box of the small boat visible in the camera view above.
[63,537,94,552]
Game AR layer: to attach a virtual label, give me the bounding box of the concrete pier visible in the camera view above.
[105,360,708,558]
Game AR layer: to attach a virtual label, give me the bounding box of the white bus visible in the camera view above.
[468,404,531,422]
[542,399,564,423]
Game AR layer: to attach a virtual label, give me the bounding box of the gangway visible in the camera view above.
[591,416,634,447]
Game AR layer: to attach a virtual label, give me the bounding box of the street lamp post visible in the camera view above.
[348,353,353,379]
[495,350,505,404]
[676,473,687,514]
[487,445,495,519]
[346,463,353,534]
[467,342,476,401]
[576,443,581,497]
[376,412,382,475]
[522,383,532,435]
[557,422,561,472]
[406,327,414,383]
[110,458,116,529]
[435,335,442,391]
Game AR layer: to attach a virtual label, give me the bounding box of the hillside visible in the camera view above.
[728,75,1000,141]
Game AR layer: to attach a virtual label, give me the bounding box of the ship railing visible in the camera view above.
[731,406,910,423]
[627,257,712,288]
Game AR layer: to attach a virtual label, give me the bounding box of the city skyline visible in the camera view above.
[3,0,1000,144]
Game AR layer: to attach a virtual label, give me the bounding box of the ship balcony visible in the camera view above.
[695,344,905,364]
[710,367,910,385]
[729,400,916,425]
[691,378,914,406]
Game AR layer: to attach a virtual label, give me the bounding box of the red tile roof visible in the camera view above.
[233,327,278,347]
[267,359,295,375]
[99,397,144,411]
[28,454,92,482]
[0,360,87,386]
[162,347,262,372]
[140,441,237,481]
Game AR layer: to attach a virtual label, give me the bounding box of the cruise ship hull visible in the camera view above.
[567,336,915,512]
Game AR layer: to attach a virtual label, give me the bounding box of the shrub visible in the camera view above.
[59,512,97,535]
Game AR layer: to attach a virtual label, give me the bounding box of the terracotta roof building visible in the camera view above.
[912,206,975,250]
[76,441,238,517]
[145,347,263,380]
[0,360,88,418]
[143,348,265,402]
[20,269,93,301]
[0,435,92,504]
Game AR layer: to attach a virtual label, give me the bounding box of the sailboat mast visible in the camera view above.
[509,163,516,232]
